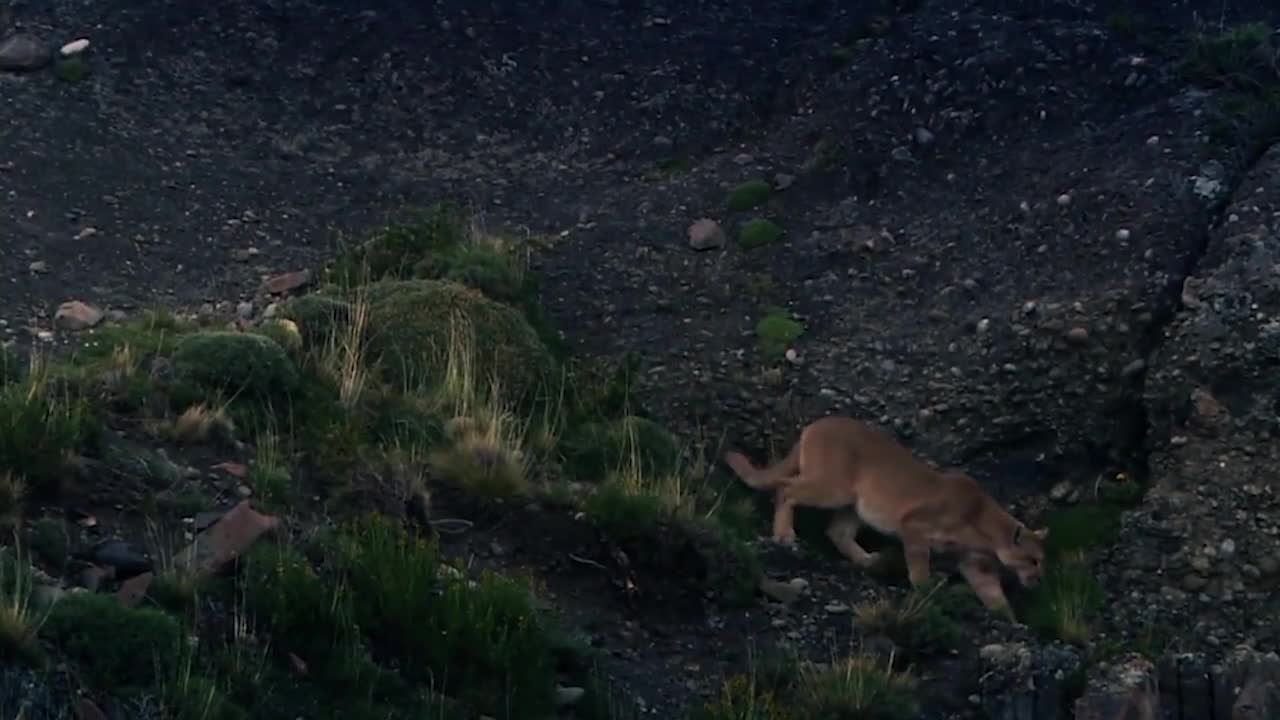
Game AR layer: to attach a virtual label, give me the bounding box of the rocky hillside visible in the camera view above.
[2,0,1280,718]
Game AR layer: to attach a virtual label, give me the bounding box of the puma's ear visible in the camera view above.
[1032,527,1049,541]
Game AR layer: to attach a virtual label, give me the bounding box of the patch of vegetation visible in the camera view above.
[1104,8,1144,38]
[41,591,183,689]
[0,357,99,498]
[53,55,90,82]
[698,651,918,720]
[27,517,68,573]
[0,201,770,717]
[1181,22,1280,147]
[0,546,46,667]
[727,179,772,212]
[738,218,784,250]
[853,578,968,661]
[559,414,682,482]
[755,308,804,358]
[170,331,300,407]
[1023,472,1145,644]
[0,343,22,385]
[0,472,23,528]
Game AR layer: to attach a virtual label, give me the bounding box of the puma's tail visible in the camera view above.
[724,443,800,490]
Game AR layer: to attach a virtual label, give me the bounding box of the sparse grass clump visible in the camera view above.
[798,654,918,719]
[1182,22,1280,146]
[853,578,965,660]
[1025,550,1102,645]
[727,179,772,212]
[738,218,784,249]
[0,547,46,667]
[0,357,98,497]
[0,473,24,527]
[755,308,804,358]
[700,652,918,720]
[1022,474,1141,643]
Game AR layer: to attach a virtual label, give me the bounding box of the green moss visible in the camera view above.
[726,179,772,212]
[737,219,784,250]
[359,279,555,407]
[755,308,804,358]
[41,592,184,689]
[170,331,299,405]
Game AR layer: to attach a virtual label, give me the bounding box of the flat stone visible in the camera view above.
[173,500,281,576]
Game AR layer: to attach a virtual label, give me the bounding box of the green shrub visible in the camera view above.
[327,204,467,287]
[559,415,682,482]
[738,219,784,249]
[170,332,299,404]
[359,279,555,406]
[726,179,772,212]
[278,295,351,350]
[41,592,183,689]
[755,309,804,358]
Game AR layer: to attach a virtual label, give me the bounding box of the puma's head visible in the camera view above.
[996,525,1049,588]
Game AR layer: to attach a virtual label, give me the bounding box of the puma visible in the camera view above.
[724,415,1049,618]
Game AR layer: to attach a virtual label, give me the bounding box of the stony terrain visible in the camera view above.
[3,0,1280,718]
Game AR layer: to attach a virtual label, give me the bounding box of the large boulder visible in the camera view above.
[1107,145,1280,652]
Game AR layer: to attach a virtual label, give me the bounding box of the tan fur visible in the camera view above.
[724,415,1049,619]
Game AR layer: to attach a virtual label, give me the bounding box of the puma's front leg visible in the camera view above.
[958,553,1016,622]
[901,535,932,587]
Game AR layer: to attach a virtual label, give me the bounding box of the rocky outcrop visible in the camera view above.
[1109,145,1280,651]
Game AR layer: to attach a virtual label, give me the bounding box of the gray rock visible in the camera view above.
[0,34,50,72]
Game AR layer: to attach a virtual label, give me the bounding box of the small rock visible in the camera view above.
[60,38,90,57]
[1115,228,1131,241]
[554,686,586,707]
[236,301,254,319]
[28,260,48,274]
[1049,481,1075,503]
[687,218,726,251]
[54,300,105,330]
[759,577,803,604]
[913,127,935,145]
[1066,326,1089,345]
[0,34,51,72]
[1057,193,1072,207]
[774,173,795,190]
[824,601,849,614]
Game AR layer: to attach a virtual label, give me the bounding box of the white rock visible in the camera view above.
[60,39,90,57]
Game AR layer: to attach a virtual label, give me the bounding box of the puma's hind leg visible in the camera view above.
[769,484,801,546]
[825,509,881,569]
[772,473,857,550]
